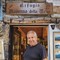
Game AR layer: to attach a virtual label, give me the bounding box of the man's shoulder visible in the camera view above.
[37,43,43,47]
[37,43,45,49]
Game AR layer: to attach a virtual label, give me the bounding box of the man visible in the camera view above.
[23,30,47,60]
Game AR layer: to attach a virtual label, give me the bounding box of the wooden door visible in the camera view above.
[9,26,26,60]
[12,31,21,60]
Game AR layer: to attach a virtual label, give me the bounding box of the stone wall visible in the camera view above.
[56,23,60,29]
[0,22,10,60]
[3,24,10,60]
[0,22,3,39]
[1,15,60,60]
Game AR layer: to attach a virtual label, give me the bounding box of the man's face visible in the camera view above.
[27,33,38,46]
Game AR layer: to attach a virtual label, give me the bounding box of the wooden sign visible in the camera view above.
[6,0,46,2]
[35,0,46,2]
[6,3,53,15]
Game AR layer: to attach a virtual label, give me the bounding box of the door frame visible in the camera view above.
[8,24,49,60]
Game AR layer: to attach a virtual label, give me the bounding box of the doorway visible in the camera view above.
[8,25,48,60]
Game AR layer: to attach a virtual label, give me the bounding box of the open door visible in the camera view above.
[9,25,48,60]
[9,26,26,60]
[12,27,21,60]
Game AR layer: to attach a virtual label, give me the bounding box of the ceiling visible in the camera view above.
[17,26,48,39]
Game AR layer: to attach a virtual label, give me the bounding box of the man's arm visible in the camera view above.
[42,46,47,60]
[43,58,47,60]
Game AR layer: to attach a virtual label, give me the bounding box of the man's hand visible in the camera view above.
[43,58,47,60]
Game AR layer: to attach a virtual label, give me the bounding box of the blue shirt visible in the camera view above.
[23,43,46,60]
